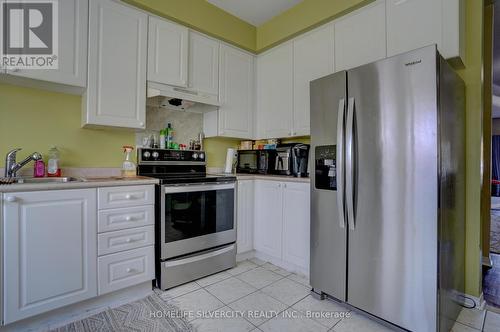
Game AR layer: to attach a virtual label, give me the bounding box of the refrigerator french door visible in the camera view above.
[310,45,465,332]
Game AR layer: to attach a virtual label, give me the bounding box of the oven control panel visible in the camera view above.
[138,148,206,163]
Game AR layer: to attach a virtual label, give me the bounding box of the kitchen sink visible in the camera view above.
[13,177,84,184]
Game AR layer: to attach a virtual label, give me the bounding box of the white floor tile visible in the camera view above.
[260,278,310,306]
[236,267,283,289]
[249,258,267,266]
[196,271,233,287]
[171,289,224,321]
[227,260,259,276]
[286,273,310,287]
[205,277,257,304]
[451,321,481,332]
[259,309,329,332]
[261,262,292,277]
[191,306,255,332]
[292,295,349,328]
[155,281,201,299]
[456,308,486,330]
[228,291,288,326]
[484,311,500,332]
[332,312,393,332]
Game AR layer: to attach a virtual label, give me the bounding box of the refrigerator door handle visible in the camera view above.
[336,98,346,228]
[346,97,356,230]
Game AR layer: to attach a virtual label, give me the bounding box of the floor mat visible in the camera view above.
[51,294,194,332]
[484,253,500,308]
[490,209,500,254]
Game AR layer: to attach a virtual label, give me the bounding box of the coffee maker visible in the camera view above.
[274,143,310,177]
[292,144,310,177]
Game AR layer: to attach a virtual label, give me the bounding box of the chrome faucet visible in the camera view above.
[4,148,42,178]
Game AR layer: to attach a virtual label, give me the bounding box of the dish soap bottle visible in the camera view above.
[47,146,61,177]
[121,146,136,178]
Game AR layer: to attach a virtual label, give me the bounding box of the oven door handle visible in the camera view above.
[163,182,236,194]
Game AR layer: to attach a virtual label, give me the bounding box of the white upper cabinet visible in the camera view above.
[188,32,219,96]
[257,42,293,139]
[334,0,386,71]
[293,24,335,137]
[386,0,464,65]
[148,17,188,87]
[1,0,88,90]
[386,0,441,58]
[218,44,255,139]
[2,189,97,324]
[83,0,147,129]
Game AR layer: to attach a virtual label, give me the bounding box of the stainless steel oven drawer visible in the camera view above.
[160,244,236,290]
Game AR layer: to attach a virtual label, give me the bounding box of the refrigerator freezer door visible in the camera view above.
[310,71,347,301]
[346,46,439,331]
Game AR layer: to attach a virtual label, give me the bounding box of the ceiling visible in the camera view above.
[207,0,303,26]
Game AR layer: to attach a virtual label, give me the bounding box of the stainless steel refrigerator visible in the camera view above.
[310,45,465,332]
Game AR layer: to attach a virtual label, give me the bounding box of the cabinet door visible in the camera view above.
[148,16,188,87]
[237,180,254,254]
[282,182,310,272]
[257,43,293,139]
[3,189,97,324]
[254,180,283,259]
[219,45,255,139]
[334,0,386,71]
[293,24,335,137]
[4,0,88,87]
[84,0,147,129]
[189,31,219,96]
[386,0,441,58]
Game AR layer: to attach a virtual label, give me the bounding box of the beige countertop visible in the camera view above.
[210,173,310,183]
[0,176,159,193]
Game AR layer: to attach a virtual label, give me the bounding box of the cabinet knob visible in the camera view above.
[125,238,132,243]
[5,196,17,202]
[139,122,144,127]
[283,183,287,188]
[126,268,134,273]
[125,194,132,200]
[125,216,132,221]
[277,183,281,188]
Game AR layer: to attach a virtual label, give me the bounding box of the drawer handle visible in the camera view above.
[5,196,17,202]
[125,216,132,221]
[125,194,133,200]
[126,268,135,273]
[125,238,133,243]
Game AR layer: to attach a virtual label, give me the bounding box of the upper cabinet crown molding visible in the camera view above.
[147,16,189,87]
[83,0,147,129]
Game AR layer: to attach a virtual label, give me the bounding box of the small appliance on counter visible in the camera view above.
[224,148,237,174]
[275,143,310,176]
[236,150,276,174]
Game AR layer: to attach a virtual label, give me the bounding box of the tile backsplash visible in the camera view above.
[135,105,204,148]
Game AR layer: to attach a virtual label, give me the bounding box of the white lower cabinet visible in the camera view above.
[2,189,97,324]
[253,180,310,273]
[236,180,254,254]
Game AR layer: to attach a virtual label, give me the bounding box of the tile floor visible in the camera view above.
[154,258,500,332]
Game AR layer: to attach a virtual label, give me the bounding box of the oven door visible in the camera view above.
[160,182,236,259]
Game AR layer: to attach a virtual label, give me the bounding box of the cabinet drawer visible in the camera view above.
[98,246,154,295]
[98,226,154,256]
[98,185,154,209]
[98,205,154,232]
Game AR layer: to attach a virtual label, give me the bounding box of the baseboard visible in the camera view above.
[1,282,153,331]
[236,250,309,277]
[236,250,256,262]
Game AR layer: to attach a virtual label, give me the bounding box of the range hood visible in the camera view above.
[147,81,220,111]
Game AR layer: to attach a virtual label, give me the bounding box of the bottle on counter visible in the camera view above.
[121,146,136,178]
[47,146,61,177]
[159,129,166,149]
[33,158,45,178]
[166,123,173,149]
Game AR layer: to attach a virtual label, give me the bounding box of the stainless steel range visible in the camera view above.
[137,148,237,290]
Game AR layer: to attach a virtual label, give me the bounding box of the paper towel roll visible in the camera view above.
[224,148,236,174]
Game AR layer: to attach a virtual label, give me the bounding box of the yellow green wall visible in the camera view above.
[454,0,484,297]
[0,84,134,168]
[123,0,256,52]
